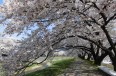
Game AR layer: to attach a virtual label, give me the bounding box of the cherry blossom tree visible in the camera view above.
[0,0,116,75]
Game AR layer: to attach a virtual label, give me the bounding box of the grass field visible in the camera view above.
[0,64,5,76]
[101,63,113,70]
[24,57,75,76]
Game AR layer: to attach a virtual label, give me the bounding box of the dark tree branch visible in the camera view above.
[96,44,100,56]
[84,20,92,26]
[101,26,116,54]
[92,2,100,10]
[105,13,116,26]
[92,2,108,25]
[99,12,107,24]
[52,35,75,47]
[79,0,84,3]
[90,17,101,26]
[77,35,113,56]
[15,49,52,75]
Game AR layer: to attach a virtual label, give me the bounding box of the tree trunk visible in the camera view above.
[94,57,103,65]
[94,59,102,65]
[87,53,91,60]
[113,64,116,71]
[108,53,116,71]
[94,52,108,65]
[112,60,116,71]
[101,26,116,54]
[78,53,84,59]
[110,56,116,71]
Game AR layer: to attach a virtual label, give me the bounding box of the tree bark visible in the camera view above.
[94,53,107,65]
[112,60,116,71]
[113,63,116,71]
[110,56,116,71]
[94,58,102,65]
[90,42,108,65]
[87,53,91,60]
[101,26,116,54]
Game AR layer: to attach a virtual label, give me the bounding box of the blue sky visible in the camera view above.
[0,0,18,40]
[0,0,3,4]
[0,0,54,40]
[0,24,39,40]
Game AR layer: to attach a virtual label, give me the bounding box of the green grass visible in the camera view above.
[101,63,113,70]
[24,58,75,76]
[0,64,6,76]
[25,57,74,72]
[25,64,41,71]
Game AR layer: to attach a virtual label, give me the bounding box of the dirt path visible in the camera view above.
[59,58,105,76]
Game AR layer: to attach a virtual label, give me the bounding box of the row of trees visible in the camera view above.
[0,0,116,76]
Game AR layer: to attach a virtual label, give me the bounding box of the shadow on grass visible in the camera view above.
[24,58,75,76]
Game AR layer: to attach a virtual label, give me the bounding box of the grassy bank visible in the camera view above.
[24,57,75,76]
[0,63,6,76]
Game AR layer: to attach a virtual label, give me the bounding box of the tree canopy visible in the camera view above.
[0,0,116,76]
